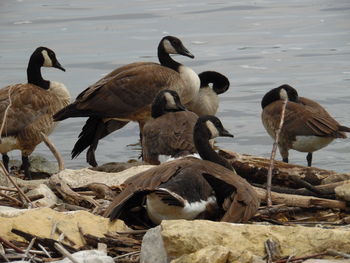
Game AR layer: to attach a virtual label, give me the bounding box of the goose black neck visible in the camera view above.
[194,131,233,171]
[151,105,184,119]
[27,60,50,90]
[158,45,181,72]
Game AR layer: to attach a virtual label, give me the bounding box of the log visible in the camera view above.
[253,187,347,210]
[219,150,350,186]
[50,175,99,208]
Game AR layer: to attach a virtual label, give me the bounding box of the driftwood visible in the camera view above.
[219,149,349,186]
[254,187,347,210]
[50,175,99,208]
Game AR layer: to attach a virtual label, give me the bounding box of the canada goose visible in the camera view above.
[104,115,260,227]
[53,36,200,167]
[261,84,350,167]
[0,47,70,179]
[186,71,230,116]
[142,89,198,165]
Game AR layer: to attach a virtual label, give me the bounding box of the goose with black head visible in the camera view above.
[104,115,260,227]
[53,36,200,167]
[142,89,198,165]
[0,47,70,179]
[261,84,350,167]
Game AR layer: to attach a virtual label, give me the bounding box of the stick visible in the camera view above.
[0,86,14,141]
[54,243,79,263]
[267,98,288,207]
[0,236,24,253]
[326,249,350,259]
[0,191,23,206]
[113,251,140,260]
[274,252,326,263]
[40,132,64,172]
[254,187,347,210]
[0,162,35,208]
[22,237,36,260]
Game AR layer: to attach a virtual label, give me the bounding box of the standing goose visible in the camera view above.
[0,47,70,179]
[104,115,260,227]
[53,36,200,167]
[142,89,198,165]
[261,84,350,167]
[186,71,230,116]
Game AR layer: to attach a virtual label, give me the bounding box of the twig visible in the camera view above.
[0,191,23,206]
[326,249,350,259]
[273,252,326,263]
[0,86,14,141]
[0,243,10,262]
[0,236,24,253]
[38,244,51,258]
[40,132,64,172]
[22,237,36,260]
[0,162,36,208]
[0,186,17,192]
[113,251,140,260]
[267,98,288,207]
[54,243,79,263]
[265,241,273,263]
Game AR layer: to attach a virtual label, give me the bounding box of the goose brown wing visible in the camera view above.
[0,84,53,136]
[104,159,192,220]
[263,99,344,137]
[142,111,198,158]
[199,160,260,222]
[73,64,186,119]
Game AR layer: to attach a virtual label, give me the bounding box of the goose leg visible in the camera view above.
[306,152,312,167]
[21,155,31,180]
[2,153,9,171]
[86,122,105,167]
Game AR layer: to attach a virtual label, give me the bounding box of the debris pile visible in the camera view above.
[0,154,350,263]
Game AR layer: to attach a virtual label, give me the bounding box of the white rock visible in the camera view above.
[52,250,114,263]
[26,183,59,207]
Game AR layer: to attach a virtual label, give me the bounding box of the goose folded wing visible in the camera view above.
[200,161,260,223]
[0,84,53,136]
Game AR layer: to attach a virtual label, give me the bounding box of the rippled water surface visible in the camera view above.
[1,0,349,171]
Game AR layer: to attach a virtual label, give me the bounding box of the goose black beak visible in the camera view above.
[54,60,66,72]
[180,46,195,59]
[220,128,234,138]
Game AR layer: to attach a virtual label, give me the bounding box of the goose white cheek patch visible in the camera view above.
[41,50,53,67]
[164,92,177,109]
[163,39,177,54]
[206,120,219,139]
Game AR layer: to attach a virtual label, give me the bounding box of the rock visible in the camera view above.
[9,154,59,176]
[0,207,127,247]
[0,206,29,217]
[51,165,154,189]
[170,245,231,263]
[335,183,350,201]
[140,220,350,263]
[91,160,145,173]
[53,250,114,263]
[26,183,60,207]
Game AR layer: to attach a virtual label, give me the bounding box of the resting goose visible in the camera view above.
[186,71,230,116]
[53,36,200,167]
[0,47,70,179]
[104,115,260,227]
[142,89,198,165]
[261,84,350,167]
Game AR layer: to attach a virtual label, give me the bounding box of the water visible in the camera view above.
[0,0,349,172]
